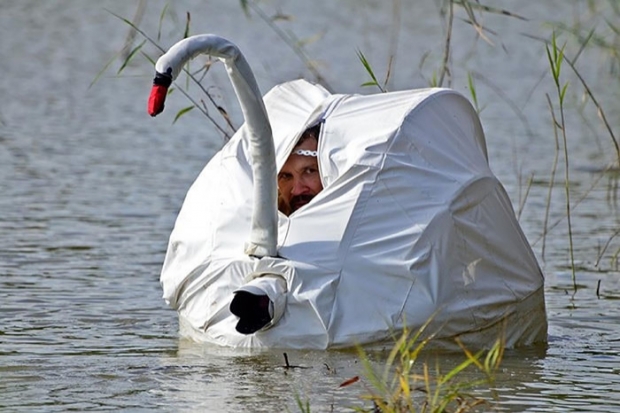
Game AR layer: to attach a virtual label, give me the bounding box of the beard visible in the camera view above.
[290,194,315,212]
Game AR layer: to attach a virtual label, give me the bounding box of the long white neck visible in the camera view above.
[155,35,277,258]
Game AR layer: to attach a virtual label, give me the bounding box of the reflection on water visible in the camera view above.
[2,1,620,412]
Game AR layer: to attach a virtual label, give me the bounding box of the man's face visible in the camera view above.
[277,137,323,215]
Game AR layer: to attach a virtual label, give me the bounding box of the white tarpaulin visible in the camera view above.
[160,78,547,349]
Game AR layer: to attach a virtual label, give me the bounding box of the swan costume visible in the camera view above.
[148,35,547,349]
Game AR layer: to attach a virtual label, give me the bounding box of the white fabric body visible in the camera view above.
[160,79,547,349]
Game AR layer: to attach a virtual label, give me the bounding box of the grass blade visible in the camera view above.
[173,105,195,124]
[117,40,146,74]
[356,50,385,92]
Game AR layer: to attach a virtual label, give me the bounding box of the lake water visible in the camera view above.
[2,1,620,411]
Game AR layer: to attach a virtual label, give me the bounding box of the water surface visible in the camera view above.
[2,1,620,411]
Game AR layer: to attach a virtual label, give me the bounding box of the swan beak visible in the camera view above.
[148,84,168,117]
[147,71,172,117]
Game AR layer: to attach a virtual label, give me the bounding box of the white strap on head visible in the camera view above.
[293,149,318,157]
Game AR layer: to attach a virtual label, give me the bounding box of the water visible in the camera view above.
[1,0,620,411]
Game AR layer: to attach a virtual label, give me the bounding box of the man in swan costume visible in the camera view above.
[148,35,547,349]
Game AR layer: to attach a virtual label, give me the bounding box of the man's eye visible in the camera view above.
[304,168,317,175]
[278,174,292,181]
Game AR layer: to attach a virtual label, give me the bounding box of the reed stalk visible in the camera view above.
[546,32,576,291]
[242,0,332,91]
[542,94,561,262]
[437,0,454,87]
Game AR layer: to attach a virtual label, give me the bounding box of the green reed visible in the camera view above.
[546,32,576,291]
[353,324,503,413]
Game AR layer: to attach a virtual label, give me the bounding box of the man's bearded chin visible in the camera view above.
[291,194,315,212]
